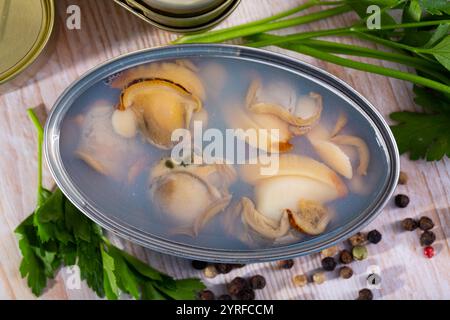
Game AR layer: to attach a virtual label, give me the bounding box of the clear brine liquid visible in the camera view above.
[59,57,389,251]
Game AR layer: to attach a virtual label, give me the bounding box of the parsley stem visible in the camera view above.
[27,108,45,206]
[281,43,450,94]
[172,5,351,44]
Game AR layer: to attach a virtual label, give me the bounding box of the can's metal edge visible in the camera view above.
[113,0,241,33]
[44,44,400,263]
[0,0,55,85]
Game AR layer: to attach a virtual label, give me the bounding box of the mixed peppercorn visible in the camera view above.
[192,171,440,300]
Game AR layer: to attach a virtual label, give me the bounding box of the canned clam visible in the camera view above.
[45,45,400,263]
[0,0,55,93]
[114,0,241,32]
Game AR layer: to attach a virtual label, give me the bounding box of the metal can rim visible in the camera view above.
[44,44,400,263]
[0,0,55,85]
[114,0,241,33]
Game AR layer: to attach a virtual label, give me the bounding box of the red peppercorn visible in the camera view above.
[424,246,435,258]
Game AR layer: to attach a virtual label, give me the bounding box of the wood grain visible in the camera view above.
[0,0,448,300]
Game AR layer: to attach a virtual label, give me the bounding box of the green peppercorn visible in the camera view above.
[418,216,434,231]
[352,245,368,261]
[236,288,255,300]
[348,232,366,246]
[420,231,436,246]
[395,194,410,208]
[278,259,294,269]
[357,288,373,300]
[339,250,353,264]
[367,229,382,244]
[198,290,215,300]
[321,257,337,271]
[339,266,353,279]
[249,275,266,290]
[164,159,175,169]
[398,171,408,185]
[227,277,249,295]
[401,218,418,231]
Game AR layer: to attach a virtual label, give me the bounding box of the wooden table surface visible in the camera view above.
[0,0,449,300]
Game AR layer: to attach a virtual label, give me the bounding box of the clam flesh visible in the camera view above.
[235,154,347,239]
[149,157,237,236]
[224,78,323,153]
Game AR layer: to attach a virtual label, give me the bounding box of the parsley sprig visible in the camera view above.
[174,0,450,160]
[16,109,205,299]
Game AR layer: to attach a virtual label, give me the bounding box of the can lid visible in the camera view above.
[142,0,226,16]
[0,0,54,84]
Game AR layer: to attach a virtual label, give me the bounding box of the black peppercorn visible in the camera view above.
[249,275,266,290]
[218,294,232,300]
[215,263,233,274]
[198,290,215,300]
[357,288,373,300]
[321,257,337,271]
[339,266,353,279]
[191,260,208,270]
[418,216,434,231]
[395,194,410,208]
[236,288,255,300]
[278,259,294,269]
[367,229,382,244]
[227,277,249,295]
[420,231,436,246]
[339,250,353,264]
[401,218,418,231]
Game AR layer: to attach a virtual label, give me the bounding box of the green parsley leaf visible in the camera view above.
[107,245,140,299]
[429,35,450,71]
[390,111,450,160]
[101,246,120,300]
[418,0,450,15]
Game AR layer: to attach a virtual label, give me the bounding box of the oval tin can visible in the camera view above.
[44,44,400,263]
[114,0,241,33]
[0,0,55,93]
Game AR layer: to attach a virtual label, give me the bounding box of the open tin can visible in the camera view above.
[114,0,241,33]
[0,0,55,94]
[44,45,400,263]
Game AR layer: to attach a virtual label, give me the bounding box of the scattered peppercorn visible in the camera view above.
[339,266,353,279]
[203,265,218,278]
[394,194,410,208]
[357,288,373,300]
[249,275,266,290]
[191,260,208,270]
[339,250,353,264]
[218,294,232,300]
[420,231,436,246]
[401,218,418,231]
[398,171,408,185]
[292,274,308,287]
[348,232,366,246]
[321,245,339,258]
[423,246,435,259]
[321,257,337,271]
[312,272,326,284]
[278,259,294,269]
[367,229,382,244]
[418,216,434,231]
[215,263,233,274]
[352,245,368,261]
[236,288,255,300]
[227,277,249,295]
[198,290,215,300]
